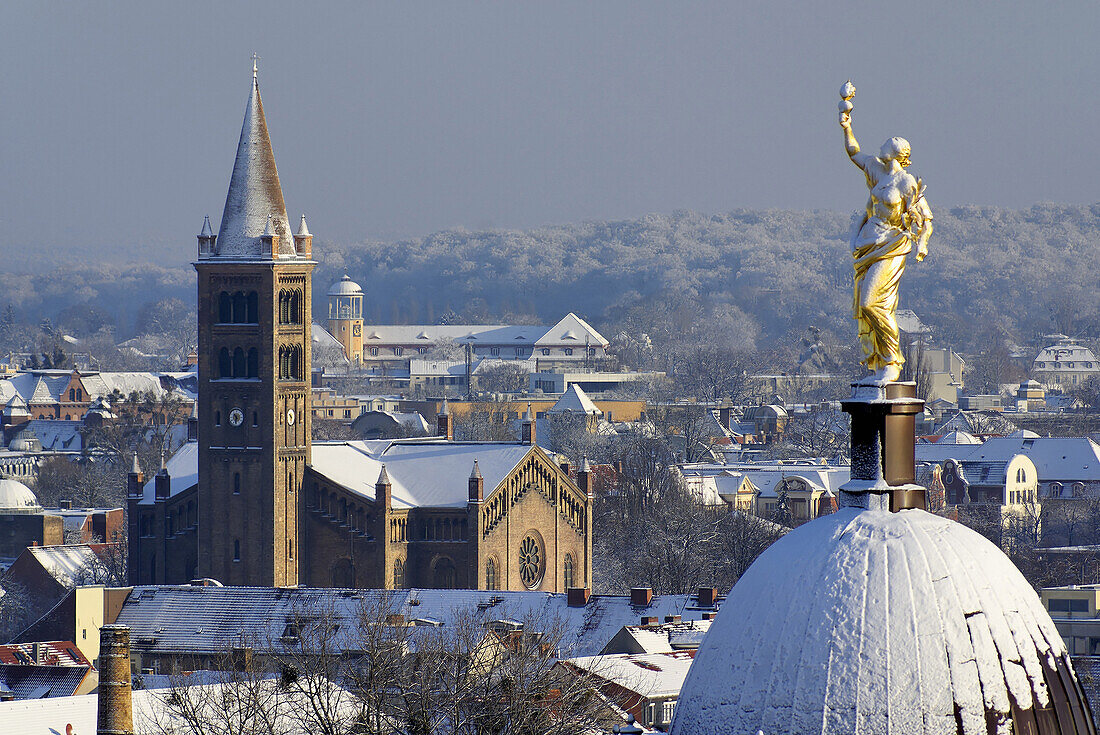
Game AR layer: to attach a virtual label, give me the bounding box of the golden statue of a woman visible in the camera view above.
[839,81,933,384]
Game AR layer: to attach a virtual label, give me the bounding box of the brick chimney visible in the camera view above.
[630,587,653,607]
[468,460,484,502]
[521,403,535,445]
[577,457,593,497]
[640,616,658,626]
[97,624,134,735]
[718,406,733,430]
[567,587,591,607]
[437,399,454,441]
[697,587,718,607]
[154,455,170,502]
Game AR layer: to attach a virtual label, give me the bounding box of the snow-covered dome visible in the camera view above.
[936,429,982,445]
[328,274,363,297]
[671,509,1091,734]
[0,477,41,513]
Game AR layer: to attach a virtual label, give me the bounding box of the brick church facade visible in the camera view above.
[127,68,593,593]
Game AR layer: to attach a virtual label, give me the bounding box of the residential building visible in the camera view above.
[559,650,695,731]
[0,641,97,700]
[1033,335,1100,389]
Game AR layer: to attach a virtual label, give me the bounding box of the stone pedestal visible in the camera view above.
[839,381,926,511]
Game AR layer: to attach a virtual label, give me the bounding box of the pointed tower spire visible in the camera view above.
[200,215,213,237]
[376,464,391,486]
[131,454,142,476]
[216,62,294,258]
[297,214,310,237]
[470,460,482,479]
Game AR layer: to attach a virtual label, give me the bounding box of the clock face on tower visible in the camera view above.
[352,323,362,337]
[286,408,296,426]
[229,407,244,427]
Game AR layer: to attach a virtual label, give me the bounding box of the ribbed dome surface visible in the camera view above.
[671,508,1095,735]
[0,478,40,512]
[328,274,363,296]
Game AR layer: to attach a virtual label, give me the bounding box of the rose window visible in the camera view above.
[519,535,544,589]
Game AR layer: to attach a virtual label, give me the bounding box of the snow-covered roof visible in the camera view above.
[1033,340,1100,371]
[310,439,535,509]
[0,478,39,512]
[214,73,297,258]
[9,421,82,452]
[564,650,696,699]
[601,620,712,655]
[936,429,982,445]
[114,585,719,660]
[534,313,609,347]
[138,441,199,505]
[671,508,1084,734]
[25,544,108,588]
[328,274,362,296]
[362,324,546,344]
[916,436,1100,484]
[679,462,849,499]
[548,384,602,416]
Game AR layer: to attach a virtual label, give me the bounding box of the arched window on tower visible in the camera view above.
[247,348,259,378]
[279,291,290,324]
[233,348,246,377]
[219,292,232,323]
[564,554,575,590]
[394,558,405,588]
[232,292,247,323]
[486,558,497,590]
[434,557,456,589]
[219,348,231,378]
[246,291,258,323]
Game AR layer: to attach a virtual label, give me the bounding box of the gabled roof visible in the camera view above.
[310,439,534,509]
[534,313,609,347]
[29,378,56,405]
[563,650,696,699]
[215,72,295,258]
[113,585,719,660]
[22,544,114,588]
[548,384,602,416]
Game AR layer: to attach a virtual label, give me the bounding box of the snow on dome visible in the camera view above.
[936,429,982,445]
[328,274,363,296]
[671,508,1092,735]
[0,477,41,512]
[1007,429,1041,439]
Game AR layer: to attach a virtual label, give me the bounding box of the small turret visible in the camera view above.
[521,403,536,445]
[293,214,312,257]
[260,213,280,258]
[375,464,392,510]
[197,215,216,258]
[468,460,484,502]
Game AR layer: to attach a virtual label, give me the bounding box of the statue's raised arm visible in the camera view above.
[840,81,933,385]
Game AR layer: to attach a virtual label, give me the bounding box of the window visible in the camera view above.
[69,388,75,401]
[233,472,241,495]
[279,345,303,380]
[247,291,258,323]
[233,347,246,377]
[486,558,497,590]
[515,347,525,356]
[279,290,302,325]
[661,701,676,724]
[1049,598,1089,614]
[233,539,241,561]
[563,554,574,590]
[490,347,500,355]
[232,292,247,323]
[219,348,231,378]
[564,348,573,356]
[369,347,378,357]
[247,348,259,378]
[393,558,405,588]
[215,410,221,426]
[541,348,550,356]
[252,411,258,427]
[393,347,403,356]
[219,292,232,322]
[519,535,544,589]
[417,347,427,354]
[288,539,293,559]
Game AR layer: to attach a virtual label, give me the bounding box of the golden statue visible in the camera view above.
[839,81,933,384]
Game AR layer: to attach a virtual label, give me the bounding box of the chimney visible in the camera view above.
[230,646,254,673]
[154,456,170,502]
[197,215,216,258]
[567,587,591,607]
[376,465,392,510]
[577,457,593,497]
[97,624,134,735]
[697,587,717,607]
[293,214,313,257]
[718,406,732,430]
[437,400,454,441]
[640,616,658,626]
[468,460,484,502]
[385,613,405,627]
[260,213,280,258]
[187,401,198,442]
[32,642,46,664]
[521,404,535,445]
[701,612,715,620]
[630,587,653,607]
[664,614,682,624]
[59,499,73,510]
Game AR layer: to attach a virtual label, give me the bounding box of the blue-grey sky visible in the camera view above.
[1,1,1096,268]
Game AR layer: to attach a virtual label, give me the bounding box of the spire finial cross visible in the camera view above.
[251,53,260,83]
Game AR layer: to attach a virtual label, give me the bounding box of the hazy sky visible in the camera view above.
[2,1,1097,268]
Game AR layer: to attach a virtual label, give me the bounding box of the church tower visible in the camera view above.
[193,62,313,587]
[327,273,363,364]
